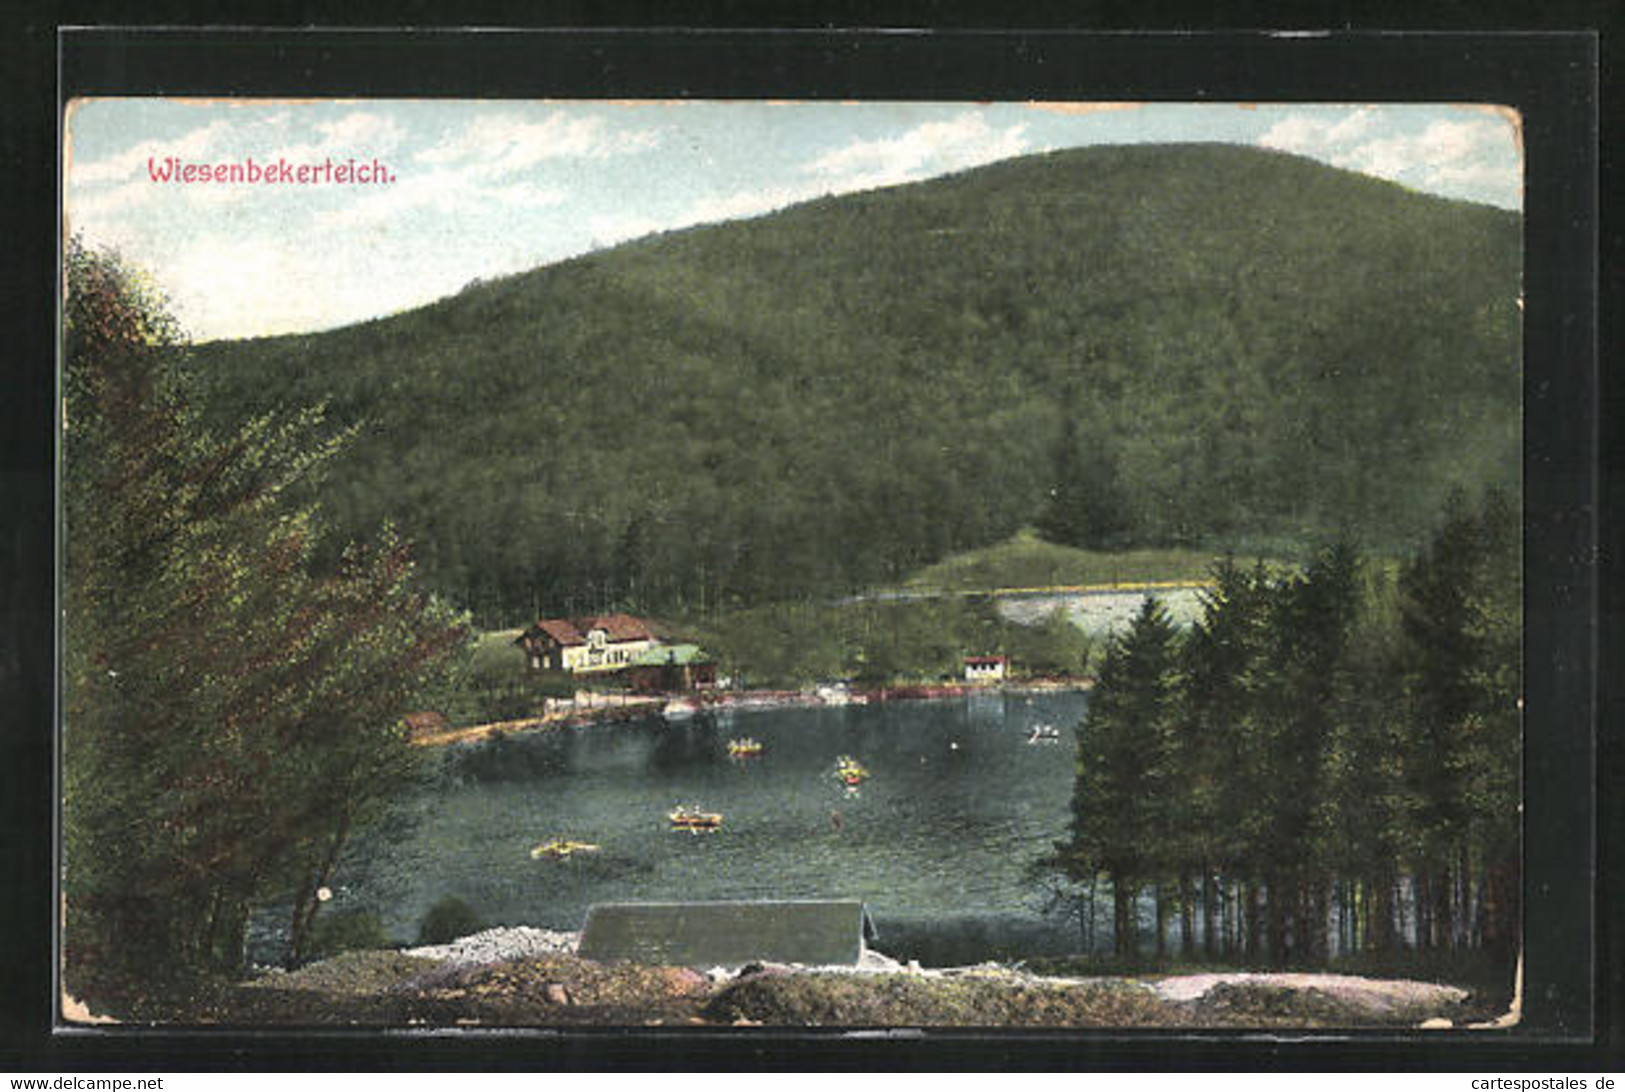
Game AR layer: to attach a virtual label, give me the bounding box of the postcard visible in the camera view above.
[60,90,1532,1033]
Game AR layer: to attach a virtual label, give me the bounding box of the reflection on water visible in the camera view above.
[333,692,1090,962]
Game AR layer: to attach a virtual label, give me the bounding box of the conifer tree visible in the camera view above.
[1319,564,1412,954]
[1177,558,1271,958]
[1398,489,1520,955]
[1055,596,1179,958]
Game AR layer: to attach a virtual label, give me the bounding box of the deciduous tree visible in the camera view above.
[62,240,467,995]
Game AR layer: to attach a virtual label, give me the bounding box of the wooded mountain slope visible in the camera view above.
[188,144,1521,624]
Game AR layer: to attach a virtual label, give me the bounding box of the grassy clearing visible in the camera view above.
[684,595,1094,690]
[901,531,1223,593]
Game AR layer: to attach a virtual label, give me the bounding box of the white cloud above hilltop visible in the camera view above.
[802,111,1030,191]
[1255,106,1378,157]
[415,111,660,176]
[1258,108,1520,206]
[670,111,1033,239]
[687,183,820,225]
[587,213,666,248]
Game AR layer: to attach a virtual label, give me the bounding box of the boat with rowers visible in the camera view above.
[833,755,870,786]
[668,805,723,831]
[529,839,601,860]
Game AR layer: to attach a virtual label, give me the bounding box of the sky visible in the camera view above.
[64,100,1522,341]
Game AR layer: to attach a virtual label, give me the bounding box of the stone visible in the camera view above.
[660,967,710,995]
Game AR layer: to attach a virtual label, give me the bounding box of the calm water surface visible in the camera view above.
[336,692,1090,962]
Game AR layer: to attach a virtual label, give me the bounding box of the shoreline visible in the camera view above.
[411,677,1092,748]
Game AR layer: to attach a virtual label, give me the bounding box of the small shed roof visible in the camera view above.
[578,899,878,967]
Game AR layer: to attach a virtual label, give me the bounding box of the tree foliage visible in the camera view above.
[1039,408,1131,550]
[61,240,469,994]
[1396,488,1520,955]
[1040,502,1519,968]
[1054,597,1179,956]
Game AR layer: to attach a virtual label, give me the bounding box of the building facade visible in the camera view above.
[515,613,658,674]
[963,655,1009,683]
[626,643,718,693]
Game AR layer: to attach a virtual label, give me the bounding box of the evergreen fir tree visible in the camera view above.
[1054,596,1180,958]
[1176,557,1271,958]
[1398,489,1521,955]
[1254,540,1361,963]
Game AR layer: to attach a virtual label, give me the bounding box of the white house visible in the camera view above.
[963,655,1008,683]
[515,613,659,674]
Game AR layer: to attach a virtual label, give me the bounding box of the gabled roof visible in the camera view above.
[529,618,587,646]
[594,612,656,641]
[578,899,878,967]
[521,613,656,647]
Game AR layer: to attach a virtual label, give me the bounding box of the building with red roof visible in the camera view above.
[516,613,659,674]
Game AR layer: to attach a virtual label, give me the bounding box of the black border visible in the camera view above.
[3,20,1609,1071]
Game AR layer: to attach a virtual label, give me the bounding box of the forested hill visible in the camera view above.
[187,143,1521,625]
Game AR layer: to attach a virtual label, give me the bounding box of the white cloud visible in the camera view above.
[70,119,236,186]
[1257,107,1378,157]
[312,169,565,230]
[65,171,254,251]
[803,111,1030,190]
[270,110,407,164]
[1258,109,1519,206]
[1429,159,1521,192]
[157,228,474,339]
[160,234,307,337]
[686,183,825,225]
[486,181,569,209]
[672,111,1032,235]
[586,213,666,247]
[65,178,159,221]
[415,111,658,177]
[311,171,460,227]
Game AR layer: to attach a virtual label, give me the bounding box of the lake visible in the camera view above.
[326,691,1092,965]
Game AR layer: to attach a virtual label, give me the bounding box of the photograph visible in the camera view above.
[59,92,1530,1033]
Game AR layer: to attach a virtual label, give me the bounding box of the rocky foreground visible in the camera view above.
[128,926,1502,1030]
